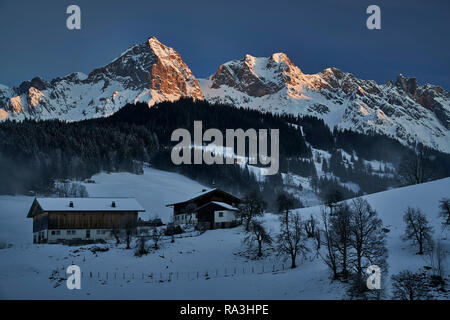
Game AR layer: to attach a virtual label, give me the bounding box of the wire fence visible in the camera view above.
[58,262,292,284]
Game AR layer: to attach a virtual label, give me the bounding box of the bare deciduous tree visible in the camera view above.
[184,203,197,226]
[439,198,450,226]
[125,221,135,249]
[398,145,434,185]
[277,211,308,269]
[304,214,317,238]
[244,220,272,257]
[349,198,388,283]
[428,239,446,281]
[111,227,121,245]
[324,188,343,216]
[238,192,266,231]
[319,208,339,279]
[403,207,434,255]
[276,192,296,223]
[330,203,352,279]
[151,227,163,250]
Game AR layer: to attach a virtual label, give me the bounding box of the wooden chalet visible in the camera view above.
[166,188,240,229]
[27,197,145,244]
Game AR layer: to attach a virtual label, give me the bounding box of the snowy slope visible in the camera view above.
[295,177,450,297]
[200,54,450,153]
[80,166,207,221]
[0,166,448,299]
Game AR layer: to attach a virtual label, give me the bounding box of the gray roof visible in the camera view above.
[33,197,145,212]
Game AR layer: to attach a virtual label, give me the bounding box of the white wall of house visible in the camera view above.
[35,229,116,243]
[174,213,198,225]
[214,210,237,223]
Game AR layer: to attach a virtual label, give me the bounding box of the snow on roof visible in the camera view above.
[34,197,145,212]
[194,201,239,212]
[166,188,217,206]
[210,201,239,211]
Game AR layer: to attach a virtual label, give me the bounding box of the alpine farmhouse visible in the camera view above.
[27,197,145,244]
[167,188,241,229]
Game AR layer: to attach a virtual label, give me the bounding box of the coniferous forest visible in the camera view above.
[1,99,449,207]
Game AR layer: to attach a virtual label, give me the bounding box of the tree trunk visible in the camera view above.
[258,240,262,257]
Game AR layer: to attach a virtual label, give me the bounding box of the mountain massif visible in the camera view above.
[0,37,449,153]
[0,37,202,122]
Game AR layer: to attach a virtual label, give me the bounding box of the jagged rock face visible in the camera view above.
[201,54,450,153]
[0,37,203,121]
[0,39,448,154]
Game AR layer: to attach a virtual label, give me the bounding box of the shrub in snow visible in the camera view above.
[391,270,432,300]
[134,236,149,257]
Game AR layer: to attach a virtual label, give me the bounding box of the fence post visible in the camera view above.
[90,271,92,278]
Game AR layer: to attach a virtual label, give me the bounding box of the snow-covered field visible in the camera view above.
[0,167,448,299]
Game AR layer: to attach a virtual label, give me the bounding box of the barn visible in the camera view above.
[26,197,145,244]
[166,188,240,229]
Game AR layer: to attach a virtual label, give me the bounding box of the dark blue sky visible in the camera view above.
[0,0,449,89]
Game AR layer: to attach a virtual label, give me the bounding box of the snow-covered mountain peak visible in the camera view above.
[201,55,450,153]
[1,39,449,154]
[207,52,307,98]
[0,37,203,121]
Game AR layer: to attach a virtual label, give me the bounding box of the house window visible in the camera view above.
[51,231,56,235]
[218,212,224,217]
[86,230,91,238]
[56,230,61,235]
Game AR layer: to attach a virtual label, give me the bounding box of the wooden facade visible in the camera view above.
[27,198,144,244]
[195,202,239,229]
[167,189,240,215]
[167,189,240,229]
